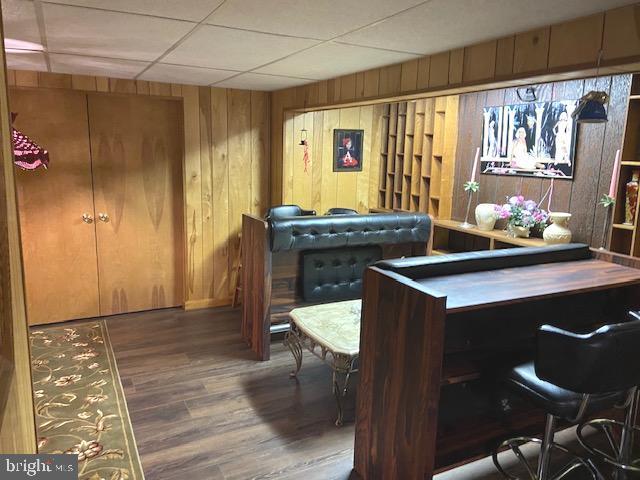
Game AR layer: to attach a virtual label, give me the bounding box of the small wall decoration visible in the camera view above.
[333,129,363,172]
[480,100,579,179]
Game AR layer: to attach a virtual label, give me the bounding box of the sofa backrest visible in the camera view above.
[269,212,431,253]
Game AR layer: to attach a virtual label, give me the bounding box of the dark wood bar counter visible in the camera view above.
[353,247,640,480]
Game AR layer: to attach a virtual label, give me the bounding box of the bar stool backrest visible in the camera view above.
[536,319,640,394]
[265,205,316,220]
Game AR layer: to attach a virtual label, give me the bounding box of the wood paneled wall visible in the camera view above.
[8,70,270,310]
[0,21,36,452]
[271,4,640,205]
[282,105,384,214]
[451,74,631,247]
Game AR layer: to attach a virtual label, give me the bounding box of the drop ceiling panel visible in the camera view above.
[2,0,43,50]
[255,42,420,80]
[42,3,194,61]
[163,24,319,71]
[6,50,47,71]
[338,0,637,55]
[49,53,149,78]
[214,72,314,91]
[140,63,237,85]
[205,0,426,40]
[42,0,225,22]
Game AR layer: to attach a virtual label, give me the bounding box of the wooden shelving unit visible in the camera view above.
[378,95,459,219]
[610,74,640,256]
[432,219,546,255]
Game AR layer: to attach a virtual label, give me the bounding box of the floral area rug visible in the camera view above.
[30,321,145,480]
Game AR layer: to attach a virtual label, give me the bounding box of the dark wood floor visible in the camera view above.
[102,307,609,480]
[106,307,355,480]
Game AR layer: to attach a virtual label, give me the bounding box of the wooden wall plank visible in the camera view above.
[379,64,402,96]
[171,84,182,97]
[291,112,313,210]
[135,80,150,95]
[109,78,136,94]
[320,109,340,214]
[357,105,374,211]
[95,77,109,92]
[463,41,497,83]
[495,36,515,78]
[369,104,384,209]
[210,88,230,301]
[311,111,324,213]
[355,72,365,99]
[71,75,97,91]
[198,87,214,301]
[38,72,72,89]
[149,81,172,97]
[548,13,604,70]
[429,52,450,87]
[603,5,640,63]
[251,91,270,217]
[182,86,203,303]
[513,27,550,74]
[340,74,357,102]
[14,70,38,87]
[400,59,419,92]
[6,69,15,86]
[227,90,251,298]
[448,48,464,85]
[363,69,380,98]
[417,57,431,90]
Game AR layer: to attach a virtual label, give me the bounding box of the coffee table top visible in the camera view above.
[289,300,362,356]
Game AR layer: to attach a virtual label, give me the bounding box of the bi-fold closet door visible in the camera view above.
[12,88,183,326]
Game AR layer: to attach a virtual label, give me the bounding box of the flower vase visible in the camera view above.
[507,224,531,238]
[543,212,572,244]
[475,204,497,231]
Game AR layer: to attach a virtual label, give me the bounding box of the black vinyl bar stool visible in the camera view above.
[493,316,640,480]
[576,312,640,477]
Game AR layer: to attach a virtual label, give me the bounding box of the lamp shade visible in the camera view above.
[11,113,49,170]
[575,99,608,123]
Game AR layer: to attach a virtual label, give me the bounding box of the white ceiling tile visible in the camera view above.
[213,73,314,91]
[42,0,224,22]
[163,25,319,71]
[49,53,149,78]
[139,63,238,85]
[6,50,47,71]
[43,3,194,61]
[338,0,637,55]
[255,42,419,80]
[205,0,425,40]
[2,0,43,50]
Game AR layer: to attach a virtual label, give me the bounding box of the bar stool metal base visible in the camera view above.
[577,419,640,473]
[493,436,598,480]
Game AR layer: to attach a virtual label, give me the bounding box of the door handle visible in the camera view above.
[82,213,94,224]
[98,213,109,223]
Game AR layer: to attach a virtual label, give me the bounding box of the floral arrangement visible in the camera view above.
[495,195,549,230]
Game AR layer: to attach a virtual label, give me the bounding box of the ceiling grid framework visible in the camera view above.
[1,0,636,91]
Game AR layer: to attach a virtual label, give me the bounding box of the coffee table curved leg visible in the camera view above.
[333,355,356,427]
[284,328,303,378]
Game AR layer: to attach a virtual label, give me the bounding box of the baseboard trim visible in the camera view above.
[184,297,233,310]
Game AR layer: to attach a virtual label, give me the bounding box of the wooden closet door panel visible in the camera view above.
[87,94,183,315]
[11,88,100,325]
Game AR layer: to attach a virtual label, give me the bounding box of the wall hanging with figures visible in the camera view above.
[481,100,579,179]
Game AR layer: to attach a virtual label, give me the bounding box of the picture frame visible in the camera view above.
[333,129,364,172]
[480,100,579,179]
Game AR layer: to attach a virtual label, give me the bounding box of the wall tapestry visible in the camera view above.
[481,100,579,179]
[333,129,364,172]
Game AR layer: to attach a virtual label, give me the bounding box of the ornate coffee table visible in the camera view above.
[284,299,361,426]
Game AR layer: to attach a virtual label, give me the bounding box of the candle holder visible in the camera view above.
[460,181,479,229]
[599,194,615,250]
